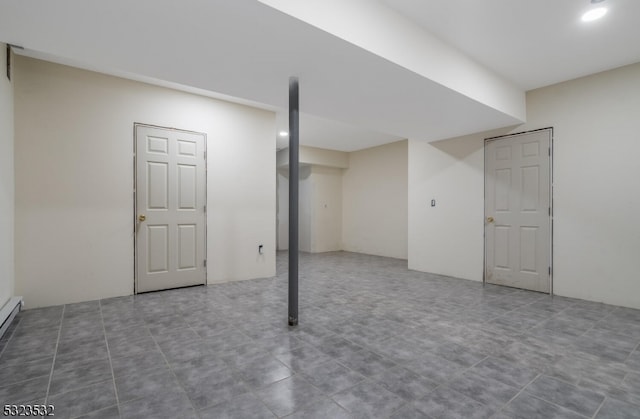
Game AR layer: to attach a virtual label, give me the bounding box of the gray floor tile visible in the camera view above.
[158,340,213,364]
[198,392,275,419]
[447,370,520,407]
[145,314,189,335]
[170,354,229,384]
[253,334,305,356]
[115,367,181,403]
[337,349,397,377]
[411,386,496,419]
[405,353,467,383]
[313,335,364,359]
[0,356,53,386]
[49,358,112,395]
[255,374,325,417]
[596,397,640,419]
[625,349,640,371]
[218,342,272,367]
[275,343,334,371]
[119,389,197,419]
[333,380,405,419]
[237,354,293,389]
[370,366,438,401]
[47,380,117,419]
[388,404,433,419]
[504,392,588,419]
[286,398,353,419]
[299,359,366,394]
[0,376,49,405]
[6,252,640,418]
[621,371,640,396]
[108,335,158,359]
[110,348,168,378]
[175,361,249,410]
[471,357,538,389]
[525,375,605,417]
[75,405,120,419]
[54,348,110,372]
[430,342,487,367]
[204,330,254,352]
[58,324,105,343]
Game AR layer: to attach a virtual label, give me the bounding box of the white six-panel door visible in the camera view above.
[135,125,206,293]
[485,129,551,293]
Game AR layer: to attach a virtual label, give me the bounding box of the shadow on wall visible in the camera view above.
[430,126,518,159]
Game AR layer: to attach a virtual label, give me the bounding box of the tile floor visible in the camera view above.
[1,251,639,418]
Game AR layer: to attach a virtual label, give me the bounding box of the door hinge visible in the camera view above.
[548,266,551,275]
[548,207,551,216]
[204,260,207,267]
[548,147,551,156]
[204,205,207,212]
[204,151,207,160]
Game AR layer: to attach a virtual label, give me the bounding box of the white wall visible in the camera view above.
[524,63,640,308]
[343,140,408,259]
[14,56,276,308]
[409,133,489,281]
[409,62,640,309]
[0,43,15,310]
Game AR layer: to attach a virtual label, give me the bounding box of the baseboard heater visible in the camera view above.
[0,297,23,341]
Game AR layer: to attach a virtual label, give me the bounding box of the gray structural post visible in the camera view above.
[288,77,299,326]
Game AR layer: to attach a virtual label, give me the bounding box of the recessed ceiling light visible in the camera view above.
[278,131,289,137]
[582,7,607,22]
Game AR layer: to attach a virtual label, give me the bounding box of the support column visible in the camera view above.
[288,77,299,326]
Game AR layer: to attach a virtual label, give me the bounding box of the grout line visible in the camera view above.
[99,299,121,417]
[146,319,204,415]
[499,372,541,411]
[591,395,608,419]
[44,305,65,405]
[523,392,592,419]
[623,341,640,363]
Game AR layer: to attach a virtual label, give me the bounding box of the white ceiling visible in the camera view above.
[275,113,400,152]
[382,0,640,90]
[1,0,639,151]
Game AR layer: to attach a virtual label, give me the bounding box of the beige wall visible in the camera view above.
[277,165,343,253]
[276,169,289,251]
[14,57,276,308]
[343,140,408,259]
[309,166,343,252]
[277,146,349,169]
[0,43,15,309]
[298,166,313,253]
[409,62,640,309]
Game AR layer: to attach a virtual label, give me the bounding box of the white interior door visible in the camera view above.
[485,129,551,293]
[135,124,206,293]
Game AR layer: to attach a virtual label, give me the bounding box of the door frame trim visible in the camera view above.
[133,122,208,294]
[483,127,554,295]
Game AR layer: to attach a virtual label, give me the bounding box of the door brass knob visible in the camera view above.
[487,216,494,223]
[138,214,146,222]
